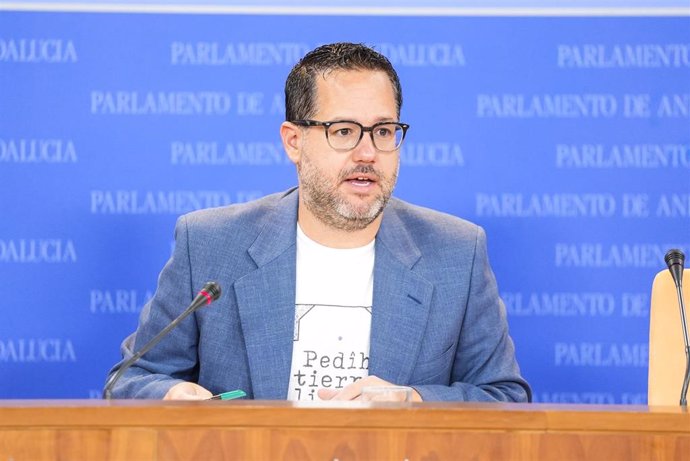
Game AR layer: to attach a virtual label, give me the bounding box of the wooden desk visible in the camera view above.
[1,400,689,460]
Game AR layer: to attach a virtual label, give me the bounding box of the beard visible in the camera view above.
[297,153,398,232]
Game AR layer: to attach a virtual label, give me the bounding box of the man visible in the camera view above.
[106,42,531,402]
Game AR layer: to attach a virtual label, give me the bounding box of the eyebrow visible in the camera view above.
[325,116,398,123]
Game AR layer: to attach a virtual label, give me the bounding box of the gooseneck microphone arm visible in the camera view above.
[665,249,688,406]
[103,281,222,400]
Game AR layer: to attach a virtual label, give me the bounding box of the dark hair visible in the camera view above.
[285,42,403,121]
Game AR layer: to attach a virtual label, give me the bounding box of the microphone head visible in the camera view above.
[665,249,685,286]
[200,281,222,302]
[665,249,685,268]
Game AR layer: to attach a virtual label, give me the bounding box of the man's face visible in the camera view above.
[295,69,400,232]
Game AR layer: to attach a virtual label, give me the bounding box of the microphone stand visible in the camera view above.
[103,281,221,399]
[675,278,689,406]
[103,304,197,400]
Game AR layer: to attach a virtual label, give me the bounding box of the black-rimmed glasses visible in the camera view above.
[291,119,410,152]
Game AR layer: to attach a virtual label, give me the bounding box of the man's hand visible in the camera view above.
[317,375,422,401]
[163,381,213,400]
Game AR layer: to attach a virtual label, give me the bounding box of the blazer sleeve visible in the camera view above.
[412,227,532,402]
[104,215,199,399]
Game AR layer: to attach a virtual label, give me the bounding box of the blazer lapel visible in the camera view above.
[370,204,434,385]
[234,191,298,399]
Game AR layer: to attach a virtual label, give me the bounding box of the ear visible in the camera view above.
[280,121,302,165]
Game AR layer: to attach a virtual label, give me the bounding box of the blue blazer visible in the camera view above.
[108,188,530,402]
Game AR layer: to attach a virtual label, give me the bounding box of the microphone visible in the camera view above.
[664,249,689,406]
[103,281,222,399]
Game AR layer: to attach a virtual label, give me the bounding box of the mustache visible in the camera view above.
[338,164,383,181]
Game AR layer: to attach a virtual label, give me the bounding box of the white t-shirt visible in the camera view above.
[287,225,375,401]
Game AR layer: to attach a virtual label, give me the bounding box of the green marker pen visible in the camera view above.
[208,389,247,400]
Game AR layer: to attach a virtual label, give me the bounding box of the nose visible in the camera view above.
[350,131,377,163]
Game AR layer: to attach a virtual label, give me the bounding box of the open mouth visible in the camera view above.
[346,176,376,187]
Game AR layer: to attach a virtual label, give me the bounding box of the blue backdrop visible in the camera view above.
[1,9,689,402]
